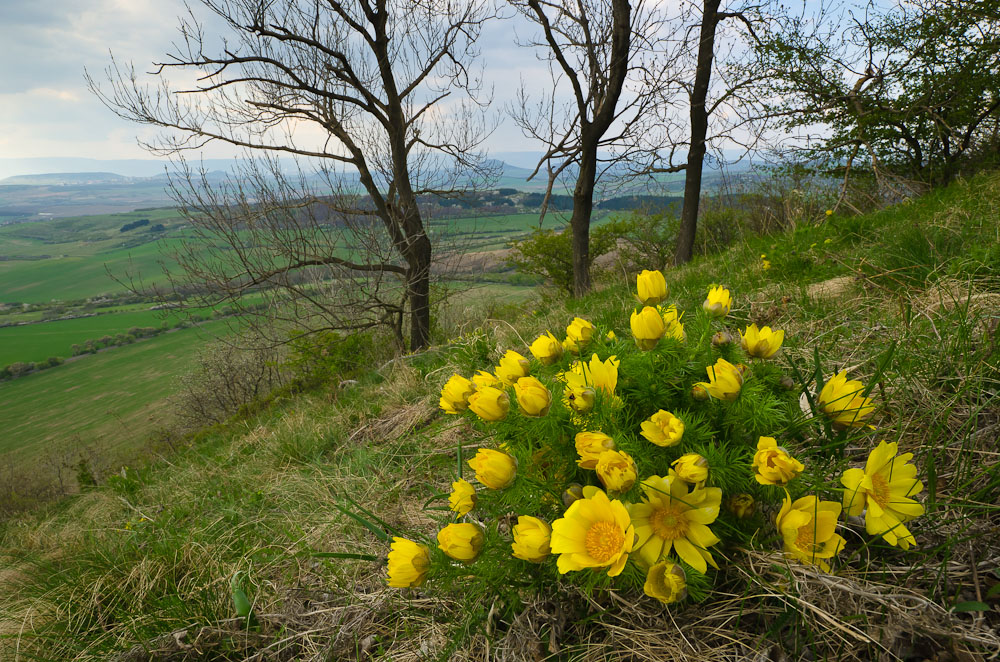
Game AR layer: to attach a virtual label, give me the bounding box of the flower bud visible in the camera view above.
[671,453,708,486]
[574,431,616,469]
[529,331,563,366]
[630,306,666,351]
[636,269,667,306]
[468,448,517,489]
[439,374,475,414]
[595,450,637,493]
[726,493,755,519]
[779,375,796,390]
[562,483,585,508]
[741,324,784,359]
[495,350,530,386]
[691,384,709,401]
[711,330,735,347]
[471,370,500,389]
[448,478,476,516]
[514,376,552,417]
[468,386,510,422]
[703,285,733,317]
[566,386,596,414]
[386,537,431,588]
[437,522,484,563]
[511,516,551,562]
[565,317,595,352]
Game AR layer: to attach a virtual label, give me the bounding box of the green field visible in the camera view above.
[0,308,181,365]
[0,319,228,462]
[0,209,187,302]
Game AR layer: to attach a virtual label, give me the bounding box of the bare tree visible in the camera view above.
[643,0,774,265]
[509,0,673,296]
[89,0,495,350]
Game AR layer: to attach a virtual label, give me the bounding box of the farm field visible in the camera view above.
[0,308,180,365]
[0,319,229,463]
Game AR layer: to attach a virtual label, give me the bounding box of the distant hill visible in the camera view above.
[0,172,131,186]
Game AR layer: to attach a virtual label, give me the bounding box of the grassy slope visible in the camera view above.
[1,176,1000,660]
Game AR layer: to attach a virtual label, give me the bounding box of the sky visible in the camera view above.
[0,0,547,166]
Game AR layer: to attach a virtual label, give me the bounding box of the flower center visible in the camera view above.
[650,506,688,541]
[795,523,818,553]
[584,520,624,563]
[870,473,891,508]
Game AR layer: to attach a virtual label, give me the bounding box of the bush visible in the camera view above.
[284,330,383,388]
[505,222,625,296]
[170,341,288,428]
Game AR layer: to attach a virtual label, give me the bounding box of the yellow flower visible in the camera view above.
[575,431,616,469]
[606,330,616,341]
[694,358,743,402]
[467,386,510,422]
[596,450,638,493]
[514,376,552,417]
[741,324,785,359]
[703,285,732,317]
[776,491,846,572]
[471,370,500,389]
[468,448,517,489]
[437,522,484,563]
[659,305,685,341]
[726,493,755,519]
[640,409,685,447]
[448,478,476,516]
[630,306,666,351]
[564,317,595,353]
[627,475,722,572]
[511,516,551,562]
[565,386,596,414]
[529,331,563,365]
[550,486,634,576]
[386,537,431,588]
[671,454,708,486]
[643,560,687,604]
[636,269,667,306]
[841,441,924,549]
[817,371,876,429]
[495,350,530,386]
[565,353,619,397]
[439,374,476,414]
[825,209,833,216]
[752,437,804,486]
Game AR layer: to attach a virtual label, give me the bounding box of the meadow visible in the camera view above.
[2,173,998,660]
[0,319,229,462]
[0,308,178,365]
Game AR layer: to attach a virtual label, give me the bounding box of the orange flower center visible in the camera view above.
[870,472,891,508]
[584,520,624,563]
[650,506,688,541]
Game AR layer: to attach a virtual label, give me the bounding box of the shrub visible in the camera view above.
[170,341,288,428]
[505,221,626,296]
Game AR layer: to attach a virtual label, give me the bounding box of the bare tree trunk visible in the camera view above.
[675,0,722,266]
[406,229,433,350]
[571,132,598,296]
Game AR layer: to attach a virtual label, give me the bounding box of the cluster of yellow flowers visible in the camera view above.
[387,269,925,605]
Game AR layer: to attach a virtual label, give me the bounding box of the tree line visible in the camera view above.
[89,0,1000,350]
